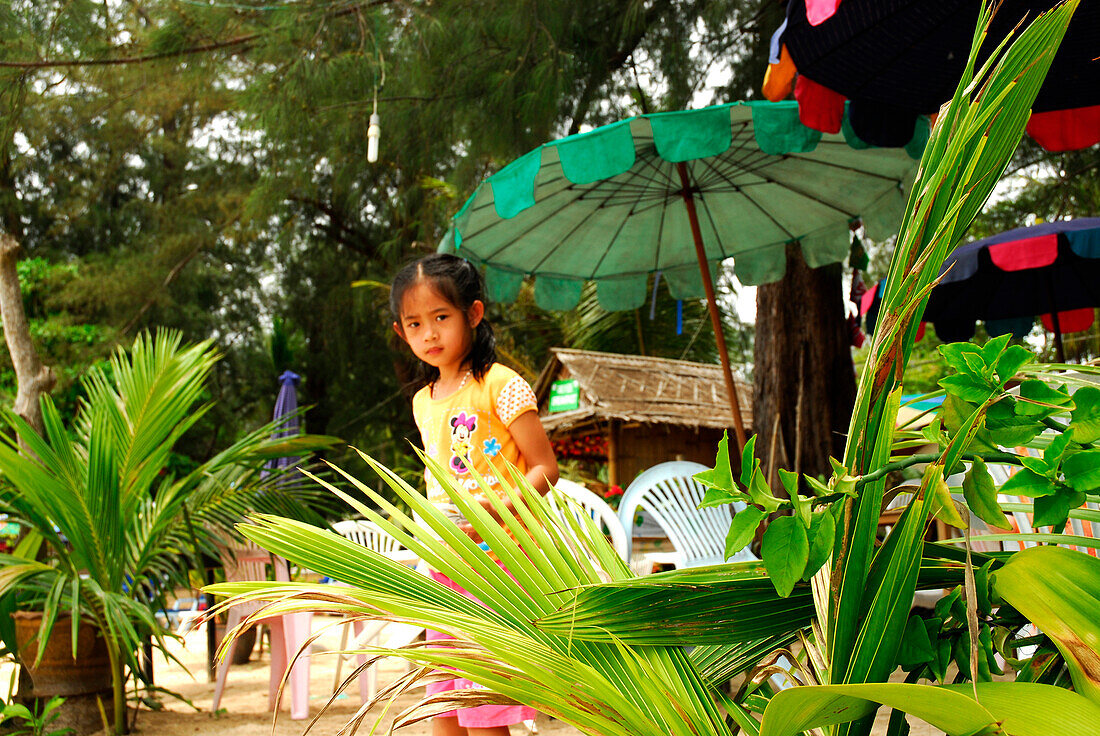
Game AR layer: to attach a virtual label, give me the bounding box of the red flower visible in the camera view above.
[604,484,623,498]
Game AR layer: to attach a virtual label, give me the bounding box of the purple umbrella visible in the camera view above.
[265,370,301,474]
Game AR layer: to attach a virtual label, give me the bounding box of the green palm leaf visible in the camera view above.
[0,330,337,734]
[209,452,743,736]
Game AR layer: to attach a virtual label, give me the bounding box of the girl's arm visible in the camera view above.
[509,410,559,494]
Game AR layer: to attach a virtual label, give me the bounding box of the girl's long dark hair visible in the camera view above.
[390,253,496,387]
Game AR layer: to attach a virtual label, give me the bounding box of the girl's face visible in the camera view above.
[394,280,484,373]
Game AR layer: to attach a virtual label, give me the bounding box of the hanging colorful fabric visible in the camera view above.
[794,75,845,134]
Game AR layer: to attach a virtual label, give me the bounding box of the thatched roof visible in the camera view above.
[533,348,753,434]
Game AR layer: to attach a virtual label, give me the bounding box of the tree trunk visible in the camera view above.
[753,243,856,486]
[0,231,56,437]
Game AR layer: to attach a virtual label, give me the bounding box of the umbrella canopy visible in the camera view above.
[864,218,1100,361]
[442,100,924,447]
[766,0,1100,151]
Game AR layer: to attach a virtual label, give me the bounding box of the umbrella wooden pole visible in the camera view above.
[676,162,748,450]
[1050,312,1067,363]
[1044,277,1067,363]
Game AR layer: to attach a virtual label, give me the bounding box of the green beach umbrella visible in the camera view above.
[441,100,925,449]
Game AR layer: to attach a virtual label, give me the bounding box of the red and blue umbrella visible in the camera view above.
[863,218,1100,361]
[764,0,1100,151]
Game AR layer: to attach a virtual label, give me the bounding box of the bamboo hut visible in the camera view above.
[533,348,753,489]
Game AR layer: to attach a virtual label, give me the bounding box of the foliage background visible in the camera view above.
[0,0,1095,492]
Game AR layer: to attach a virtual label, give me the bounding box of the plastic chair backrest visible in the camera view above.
[618,461,752,568]
[331,519,403,556]
[547,478,629,561]
[218,541,291,617]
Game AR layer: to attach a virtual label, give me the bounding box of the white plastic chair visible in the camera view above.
[330,520,425,703]
[547,478,630,560]
[212,541,313,720]
[618,461,754,569]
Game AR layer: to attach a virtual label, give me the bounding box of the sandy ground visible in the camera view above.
[9,614,932,736]
[116,616,580,736]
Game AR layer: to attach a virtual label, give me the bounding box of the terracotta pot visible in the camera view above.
[12,611,112,697]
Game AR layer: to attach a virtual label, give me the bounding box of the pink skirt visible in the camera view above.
[426,569,536,727]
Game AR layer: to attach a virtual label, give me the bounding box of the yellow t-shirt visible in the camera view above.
[412,363,539,508]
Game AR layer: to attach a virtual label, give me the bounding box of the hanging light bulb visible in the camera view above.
[367,112,381,163]
[367,57,384,163]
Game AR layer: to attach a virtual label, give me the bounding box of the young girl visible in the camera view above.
[391,253,558,736]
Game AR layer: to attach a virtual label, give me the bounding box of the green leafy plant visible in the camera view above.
[205,3,1100,736]
[2,695,74,736]
[0,331,339,734]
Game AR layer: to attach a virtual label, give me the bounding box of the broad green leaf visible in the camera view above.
[988,421,1045,448]
[994,546,1100,703]
[935,586,965,624]
[980,333,1011,367]
[740,434,759,488]
[985,400,1044,447]
[994,345,1034,384]
[778,468,799,496]
[974,560,993,617]
[786,483,812,529]
[940,374,995,404]
[1062,450,1100,492]
[922,417,949,447]
[999,468,1057,498]
[779,468,809,526]
[931,634,951,684]
[1020,455,1055,480]
[961,351,989,378]
[1032,488,1084,530]
[759,681,1100,736]
[700,485,749,509]
[827,457,860,497]
[942,394,979,435]
[725,507,765,561]
[979,624,1003,677]
[1069,387,1100,444]
[962,458,1011,530]
[694,430,737,494]
[761,516,808,598]
[1043,427,1074,465]
[927,466,967,529]
[803,511,835,580]
[940,343,984,376]
[897,614,934,670]
[1016,380,1074,419]
[747,466,784,513]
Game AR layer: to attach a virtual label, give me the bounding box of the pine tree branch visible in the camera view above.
[0,33,262,69]
[288,195,374,257]
[0,0,394,69]
[119,243,205,335]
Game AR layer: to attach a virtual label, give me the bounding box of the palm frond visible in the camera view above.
[208,455,741,736]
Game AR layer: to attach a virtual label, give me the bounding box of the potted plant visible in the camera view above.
[0,331,337,734]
